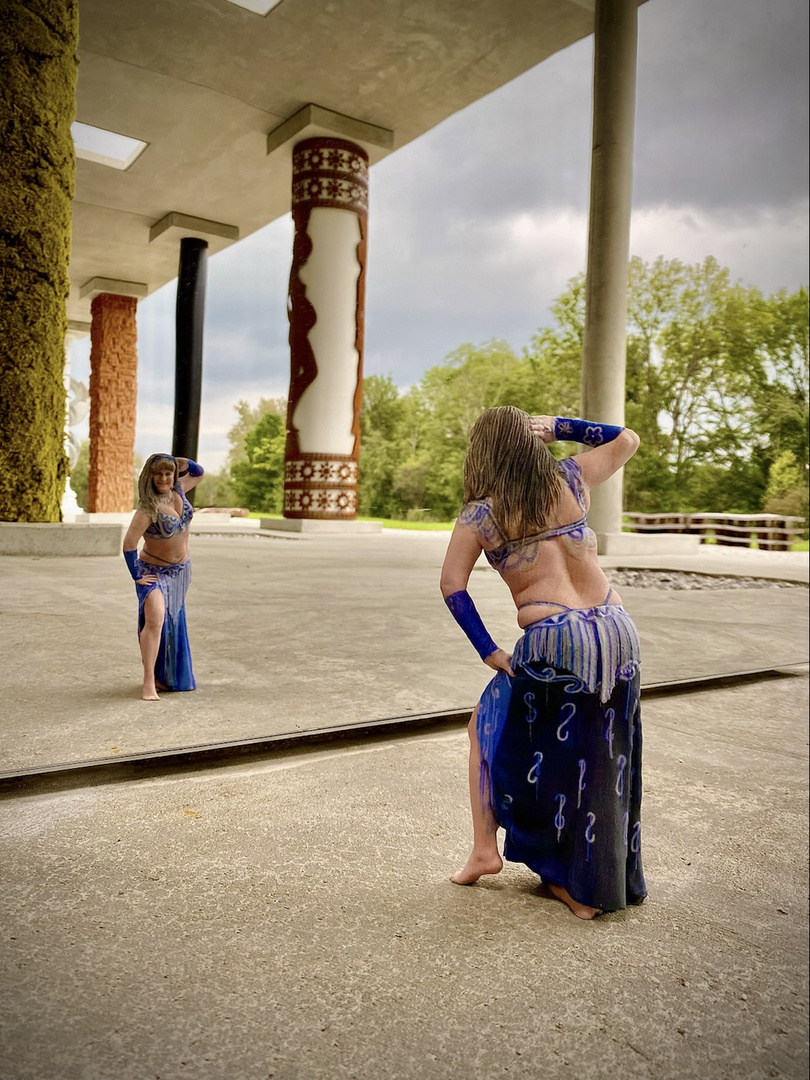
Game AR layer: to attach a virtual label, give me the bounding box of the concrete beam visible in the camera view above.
[79,277,148,301]
[149,212,240,252]
[267,104,394,163]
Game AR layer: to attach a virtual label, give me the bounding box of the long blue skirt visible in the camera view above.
[135,558,196,691]
[477,604,646,912]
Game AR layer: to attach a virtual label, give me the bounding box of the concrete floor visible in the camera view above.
[0,673,807,1080]
[0,535,807,1079]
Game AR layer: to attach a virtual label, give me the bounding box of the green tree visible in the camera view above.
[619,257,809,515]
[763,450,808,532]
[397,339,547,519]
[523,273,586,418]
[194,468,236,509]
[754,286,809,472]
[69,439,90,511]
[226,397,287,468]
[357,375,407,518]
[229,411,286,512]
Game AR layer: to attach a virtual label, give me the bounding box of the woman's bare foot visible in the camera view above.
[450,851,503,885]
[548,882,601,920]
[142,682,159,701]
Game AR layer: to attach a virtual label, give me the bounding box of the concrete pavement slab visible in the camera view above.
[1,534,807,773]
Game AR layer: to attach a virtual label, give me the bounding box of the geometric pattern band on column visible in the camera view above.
[283,455,359,517]
[284,137,368,519]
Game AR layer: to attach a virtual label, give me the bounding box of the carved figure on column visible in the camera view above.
[285,138,368,519]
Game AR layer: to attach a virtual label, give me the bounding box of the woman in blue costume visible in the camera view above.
[441,406,646,919]
[122,453,204,700]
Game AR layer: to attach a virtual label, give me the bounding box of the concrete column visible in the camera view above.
[580,0,638,542]
[0,0,77,522]
[86,293,139,513]
[172,237,208,467]
[284,137,368,520]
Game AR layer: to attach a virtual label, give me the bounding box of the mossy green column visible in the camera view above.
[0,0,78,521]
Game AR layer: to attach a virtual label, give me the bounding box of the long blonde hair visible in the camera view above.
[463,406,564,539]
[137,453,177,522]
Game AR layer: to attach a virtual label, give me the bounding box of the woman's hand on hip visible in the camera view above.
[484,649,515,677]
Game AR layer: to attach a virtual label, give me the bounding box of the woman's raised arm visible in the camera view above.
[174,457,205,493]
[529,414,639,490]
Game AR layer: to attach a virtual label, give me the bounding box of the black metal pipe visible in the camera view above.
[172,237,208,475]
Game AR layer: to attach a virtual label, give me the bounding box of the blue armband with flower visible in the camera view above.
[444,590,498,661]
[553,417,624,447]
[123,549,140,581]
[178,459,203,478]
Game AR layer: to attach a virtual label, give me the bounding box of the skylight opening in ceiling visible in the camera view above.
[71,122,148,170]
[224,0,284,14]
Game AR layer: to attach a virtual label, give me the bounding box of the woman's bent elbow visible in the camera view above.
[440,573,464,599]
[622,428,640,455]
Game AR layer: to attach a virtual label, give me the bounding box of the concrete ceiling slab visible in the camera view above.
[70,0,601,322]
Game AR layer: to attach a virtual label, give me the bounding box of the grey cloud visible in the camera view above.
[631,0,808,209]
[371,0,808,232]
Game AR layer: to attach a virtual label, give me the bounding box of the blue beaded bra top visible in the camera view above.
[458,458,591,572]
[144,483,194,539]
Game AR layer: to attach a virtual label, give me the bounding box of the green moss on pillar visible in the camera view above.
[0,0,78,521]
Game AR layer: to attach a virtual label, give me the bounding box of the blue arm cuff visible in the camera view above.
[444,590,498,661]
[553,417,624,447]
[123,549,140,581]
[179,459,204,478]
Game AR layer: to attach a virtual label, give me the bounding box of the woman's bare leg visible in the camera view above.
[139,588,165,700]
[451,710,503,885]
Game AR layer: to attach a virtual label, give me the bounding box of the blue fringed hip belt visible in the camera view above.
[514,603,641,703]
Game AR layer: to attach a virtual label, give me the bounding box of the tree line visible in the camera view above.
[74,256,808,529]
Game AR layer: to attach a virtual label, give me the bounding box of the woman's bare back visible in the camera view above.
[480,481,622,627]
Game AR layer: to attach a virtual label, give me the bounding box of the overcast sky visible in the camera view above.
[70,0,809,474]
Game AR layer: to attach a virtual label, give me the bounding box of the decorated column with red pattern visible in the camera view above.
[284,137,368,519]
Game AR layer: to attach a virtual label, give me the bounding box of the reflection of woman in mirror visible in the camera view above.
[122,454,204,701]
[441,406,645,919]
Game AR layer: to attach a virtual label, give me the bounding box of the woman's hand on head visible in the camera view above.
[528,415,555,443]
[484,648,515,677]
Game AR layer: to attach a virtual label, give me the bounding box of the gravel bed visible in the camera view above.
[610,569,807,590]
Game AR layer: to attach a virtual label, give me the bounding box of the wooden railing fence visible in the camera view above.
[623,513,805,551]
